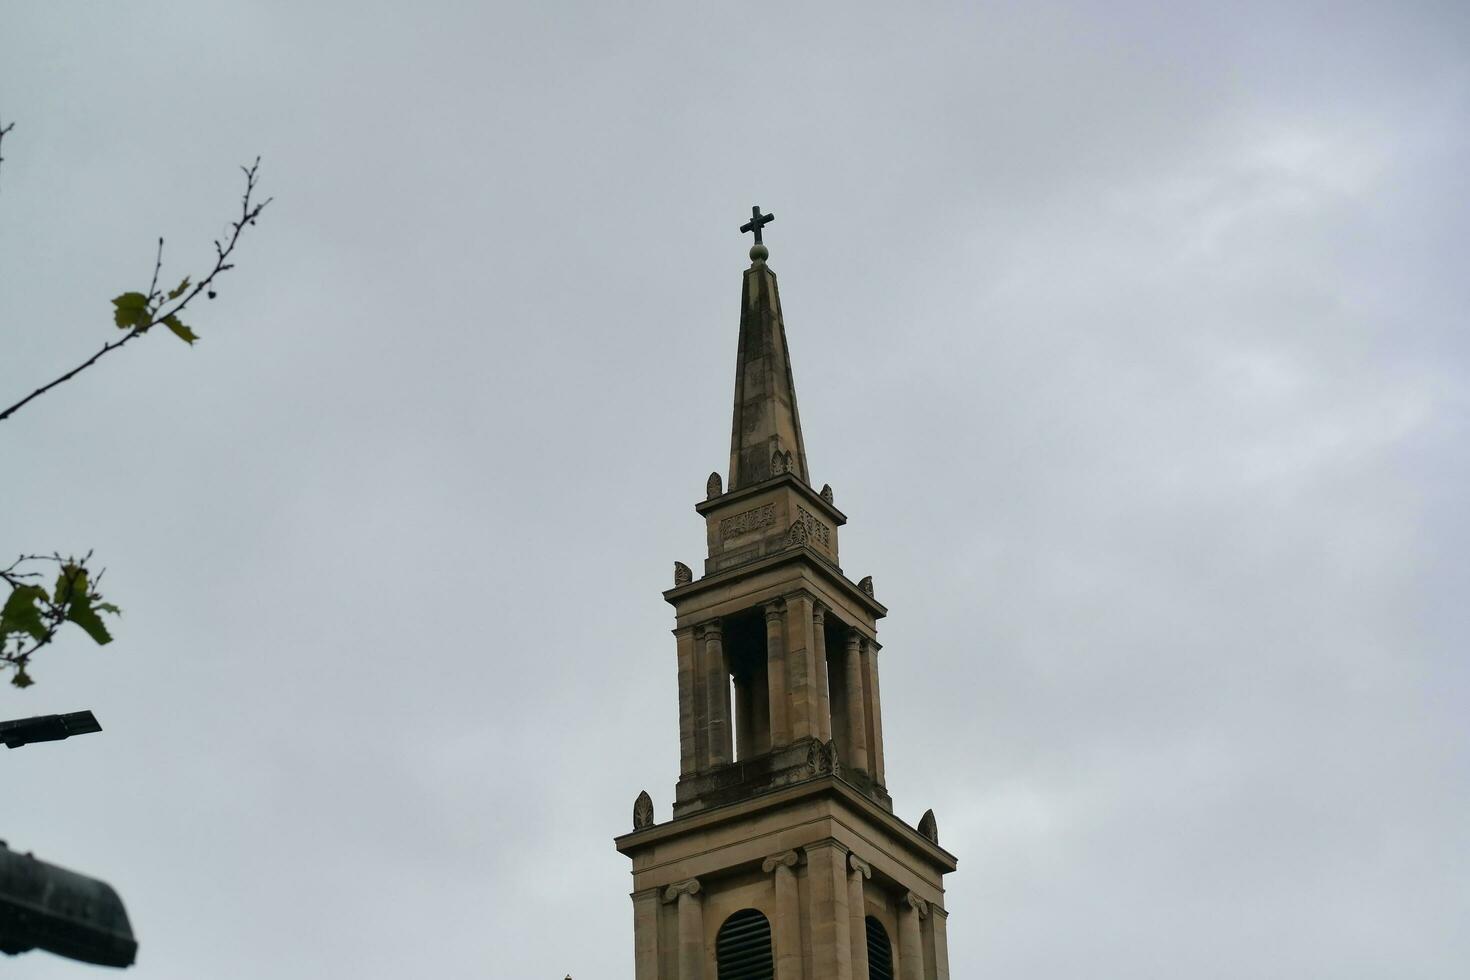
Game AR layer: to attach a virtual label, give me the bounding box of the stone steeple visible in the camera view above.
[616,223,957,980]
[728,255,810,490]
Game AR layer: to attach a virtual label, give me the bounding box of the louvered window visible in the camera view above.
[716,908,774,980]
[865,916,894,980]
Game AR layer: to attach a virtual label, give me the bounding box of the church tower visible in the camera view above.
[616,213,956,980]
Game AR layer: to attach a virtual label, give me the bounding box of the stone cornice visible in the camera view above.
[614,773,957,873]
[663,548,887,620]
[695,471,848,527]
[782,588,819,608]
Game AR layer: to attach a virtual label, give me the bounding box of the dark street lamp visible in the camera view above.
[0,843,137,967]
[0,710,102,749]
[1,709,137,968]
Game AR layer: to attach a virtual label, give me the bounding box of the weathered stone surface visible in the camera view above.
[917,808,938,844]
[728,261,809,491]
[619,250,954,980]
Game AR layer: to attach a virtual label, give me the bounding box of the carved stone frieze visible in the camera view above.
[786,506,831,549]
[720,502,776,539]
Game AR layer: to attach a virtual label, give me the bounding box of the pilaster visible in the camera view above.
[762,850,801,980]
[846,853,872,980]
[663,878,705,980]
[899,891,927,980]
[632,887,660,980]
[927,904,951,980]
[803,840,853,980]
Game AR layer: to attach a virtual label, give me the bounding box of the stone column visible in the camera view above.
[703,621,730,766]
[846,854,871,980]
[928,904,951,980]
[803,841,853,979]
[762,850,801,980]
[864,639,886,785]
[898,892,927,980]
[663,879,705,980]
[765,601,789,747]
[675,627,699,776]
[752,662,771,754]
[632,887,660,980]
[784,591,817,740]
[843,628,869,772]
[813,603,832,743]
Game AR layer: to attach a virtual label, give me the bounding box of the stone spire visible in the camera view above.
[728,240,810,491]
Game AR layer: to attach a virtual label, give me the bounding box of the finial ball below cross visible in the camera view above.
[740,205,774,263]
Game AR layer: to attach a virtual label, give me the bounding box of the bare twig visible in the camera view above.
[0,159,271,422]
[0,117,13,192]
[147,236,165,303]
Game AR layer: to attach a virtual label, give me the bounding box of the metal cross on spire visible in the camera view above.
[739,205,774,245]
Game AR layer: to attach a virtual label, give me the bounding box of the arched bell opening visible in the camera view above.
[715,907,774,980]
[865,915,894,980]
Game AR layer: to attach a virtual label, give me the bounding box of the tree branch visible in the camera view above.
[0,158,270,423]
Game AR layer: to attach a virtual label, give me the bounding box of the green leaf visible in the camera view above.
[167,276,190,300]
[162,314,198,345]
[11,666,33,689]
[54,563,88,605]
[66,598,113,645]
[94,602,122,616]
[1,585,49,642]
[111,291,152,329]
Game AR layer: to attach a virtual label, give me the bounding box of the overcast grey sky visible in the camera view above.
[3,1,1467,977]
